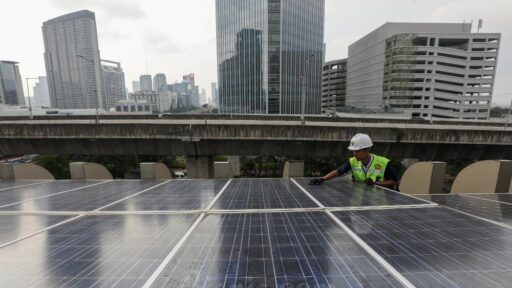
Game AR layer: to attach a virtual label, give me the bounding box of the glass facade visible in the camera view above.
[0,61,24,105]
[216,0,324,114]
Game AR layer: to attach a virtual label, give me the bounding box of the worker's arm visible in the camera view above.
[376,165,398,189]
[309,163,349,185]
[322,169,340,181]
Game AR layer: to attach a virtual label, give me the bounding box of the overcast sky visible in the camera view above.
[1,0,511,105]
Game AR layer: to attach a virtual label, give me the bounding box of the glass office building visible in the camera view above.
[0,61,25,106]
[216,0,324,114]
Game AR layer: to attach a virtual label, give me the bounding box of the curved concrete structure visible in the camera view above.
[140,162,171,180]
[0,163,54,180]
[70,162,113,180]
[451,160,512,194]
[399,162,446,194]
[283,161,304,178]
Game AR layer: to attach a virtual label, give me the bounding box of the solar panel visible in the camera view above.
[417,194,512,226]
[0,215,73,245]
[0,180,103,207]
[153,212,402,287]
[295,178,429,207]
[333,207,512,288]
[103,179,228,211]
[0,180,163,212]
[212,179,318,210]
[0,214,198,287]
[0,181,46,190]
[465,193,512,205]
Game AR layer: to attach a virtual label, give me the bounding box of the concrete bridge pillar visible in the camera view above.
[187,156,214,179]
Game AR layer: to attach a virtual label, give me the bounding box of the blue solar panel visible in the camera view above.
[0,214,198,287]
[0,180,163,212]
[0,181,45,190]
[0,180,103,207]
[212,179,318,210]
[103,179,228,211]
[153,212,402,287]
[418,194,512,226]
[295,178,429,207]
[0,215,73,245]
[333,207,512,288]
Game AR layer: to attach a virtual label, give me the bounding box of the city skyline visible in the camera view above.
[1,0,511,106]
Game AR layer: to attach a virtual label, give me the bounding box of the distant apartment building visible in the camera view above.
[132,81,140,93]
[321,59,347,114]
[347,22,500,119]
[216,0,325,114]
[128,90,177,112]
[42,10,103,109]
[153,73,167,93]
[0,61,25,105]
[101,60,126,110]
[33,76,50,107]
[140,75,152,92]
[115,99,154,113]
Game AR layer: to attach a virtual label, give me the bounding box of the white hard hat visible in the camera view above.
[348,133,373,151]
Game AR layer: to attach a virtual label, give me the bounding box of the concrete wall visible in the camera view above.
[0,163,54,180]
[451,160,512,193]
[399,162,446,194]
[214,162,233,179]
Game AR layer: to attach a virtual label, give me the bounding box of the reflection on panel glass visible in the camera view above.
[0,181,102,206]
[0,215,72,245]
[0,214,198,287]
[418,194,512,226]
[213,179,318,210]
[334,208,512,288]
[296,178,428,207]
[103,179,228,211]
[155,212,401,287]
[0,180,162,212]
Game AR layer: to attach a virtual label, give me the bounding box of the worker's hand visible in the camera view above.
[365,178,374,186]
[309,178,324,185]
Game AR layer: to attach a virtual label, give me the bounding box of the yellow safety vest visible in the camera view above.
[349,154,390,183]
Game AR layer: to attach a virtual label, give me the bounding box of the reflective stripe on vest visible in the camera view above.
[349,154,390,182]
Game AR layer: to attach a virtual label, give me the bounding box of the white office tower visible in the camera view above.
[101,60,126,110]
[140,75,152,92]
[347,23,500,119]
[33,76,50,107]
[42,10,103,109]
[132,81,140,93]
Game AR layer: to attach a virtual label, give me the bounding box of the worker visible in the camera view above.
[309,133,398,189]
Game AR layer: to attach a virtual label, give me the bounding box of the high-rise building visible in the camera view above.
[33,76,50,107]
[201,88,207,104]
[347,22,501,119]
[132,81,140,93]
[216,0,325,114]
[42,10,103,109]
[153,73,167,93]
[101,60,126,110]
[321,59,347,114]
[140,75,152,92]
[211,82,219,104]
[0,61,25,105]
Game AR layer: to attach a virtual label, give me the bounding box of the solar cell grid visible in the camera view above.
[0,214,198,287]
[153,212,402,288]
[0,180,103,207]
[417,194,512,226]
[0,181,46,190]
[212,179,318,210]
[103,179,228,211]
[333,207,512,288]
[466,193,512,205]
[295,178,429,207]
[0,215,73,246]
[0,180,162,212]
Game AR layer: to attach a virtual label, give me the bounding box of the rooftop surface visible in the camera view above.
[0,178,510,287]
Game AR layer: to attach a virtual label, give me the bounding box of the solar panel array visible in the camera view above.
[0,177,511,287]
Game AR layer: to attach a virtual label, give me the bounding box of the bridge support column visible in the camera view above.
[187,156,214,179]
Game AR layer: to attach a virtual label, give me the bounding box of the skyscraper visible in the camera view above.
[42,10,103,109]
[132,81,140,93]
[211,82,219,105]
[101,60,126,110]
[153,73,167,93]
[216,0,325,114]
[140,75,152,92]
[0,61,25,106]
[33,76,50,107]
